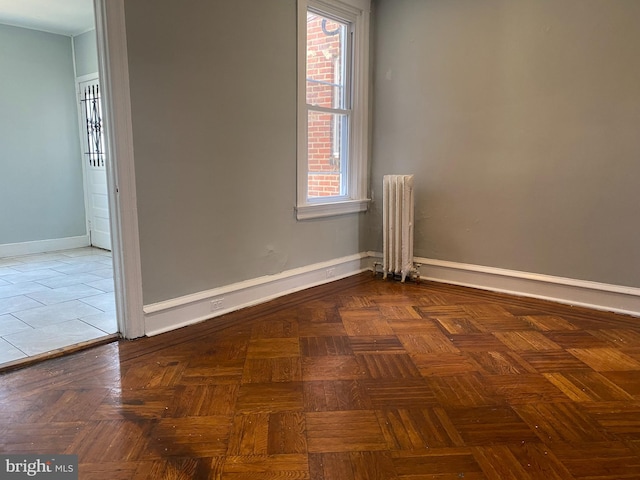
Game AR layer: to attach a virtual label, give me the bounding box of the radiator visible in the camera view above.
[382,174,416,282]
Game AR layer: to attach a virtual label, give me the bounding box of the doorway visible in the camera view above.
[0,0,126,367]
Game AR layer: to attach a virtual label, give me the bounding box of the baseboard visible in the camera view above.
[143,253,370,336]
[145,250,640,336]
[367,252,640,317]
[0,235,91,258]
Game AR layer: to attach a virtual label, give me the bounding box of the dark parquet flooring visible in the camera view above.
[2,273,640,479]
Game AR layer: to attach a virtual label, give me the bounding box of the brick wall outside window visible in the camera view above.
[307,14,343,198]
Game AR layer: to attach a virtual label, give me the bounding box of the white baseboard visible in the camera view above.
[0,235,91,258]
[144,251,640,337]
[367,252,640,317]
[143,253,370,336]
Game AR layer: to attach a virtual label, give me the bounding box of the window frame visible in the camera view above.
[296,0,371,220]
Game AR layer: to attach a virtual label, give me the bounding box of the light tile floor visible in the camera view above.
[0,247,117,366]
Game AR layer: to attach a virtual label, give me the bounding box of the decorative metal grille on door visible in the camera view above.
[81,84,104,167]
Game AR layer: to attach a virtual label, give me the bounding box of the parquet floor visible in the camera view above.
[2,273,640,479]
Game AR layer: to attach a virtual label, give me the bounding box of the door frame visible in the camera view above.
[94,0,144,338]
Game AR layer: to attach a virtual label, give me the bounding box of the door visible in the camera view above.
[78,77,111,250]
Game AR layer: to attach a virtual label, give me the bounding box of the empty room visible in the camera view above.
[1,0,639,478]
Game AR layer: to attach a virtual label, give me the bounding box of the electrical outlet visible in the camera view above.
[326,268,336,278]
[210,298,224,311]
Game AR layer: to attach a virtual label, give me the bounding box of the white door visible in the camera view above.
[78,77,111,251]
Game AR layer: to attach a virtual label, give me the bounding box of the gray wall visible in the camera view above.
[0,24,86,245]
[73,29,98,76]
[124,0,367,304]
[370,0,640,288]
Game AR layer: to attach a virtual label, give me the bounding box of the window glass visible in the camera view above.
[306,13,348,110]
[307,110,348,197]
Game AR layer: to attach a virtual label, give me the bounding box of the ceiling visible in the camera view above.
[0,0,95,36]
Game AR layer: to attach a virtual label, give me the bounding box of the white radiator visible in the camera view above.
[382,174,415,282]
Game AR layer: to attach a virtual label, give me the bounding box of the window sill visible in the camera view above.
[296,198,370,220]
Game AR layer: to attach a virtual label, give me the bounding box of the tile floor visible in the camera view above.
[0,247,117,365]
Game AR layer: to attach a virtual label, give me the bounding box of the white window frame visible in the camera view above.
[296,0,371,220]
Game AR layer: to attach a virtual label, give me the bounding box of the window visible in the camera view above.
[81,82,105,168]
[296,0,371,220]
